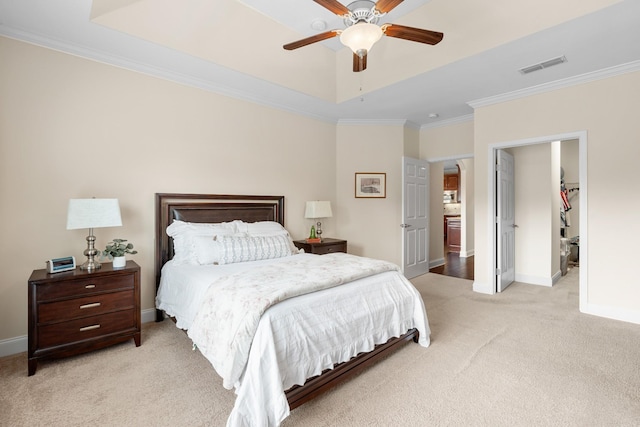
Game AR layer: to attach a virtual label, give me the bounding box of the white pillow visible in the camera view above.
[166,220,238,265]
[217,234,295,265]
[235,221,300,253]
[192,235,223,265]
[235,221,286,235]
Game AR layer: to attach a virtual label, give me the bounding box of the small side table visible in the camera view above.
[293,238,347,255]
[28,261,141,376]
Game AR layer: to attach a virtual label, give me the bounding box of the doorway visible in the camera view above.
[429,157,474,280]
[489,132,586,311]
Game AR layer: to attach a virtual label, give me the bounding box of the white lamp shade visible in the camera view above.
[340,23,383,55]
[66,198,123,230]
[305,201,333,219]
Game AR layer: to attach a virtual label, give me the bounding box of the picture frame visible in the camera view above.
[355,172,386,198]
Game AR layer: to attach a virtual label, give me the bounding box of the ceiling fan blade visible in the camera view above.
[383,24,443,45]
[353,52,367,72]
[374,0,404,14]
[313,0,350,15]
[283,30,339,50]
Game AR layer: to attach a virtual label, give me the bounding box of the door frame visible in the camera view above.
[485,131,588,312]
[427,154,474,267]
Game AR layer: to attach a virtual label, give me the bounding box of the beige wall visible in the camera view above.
[421,120,475,265]
[459,158,474,257]
[420,119,474,159]
[0,37,337,343]
[473,70,640,322]
[335,123,408,266]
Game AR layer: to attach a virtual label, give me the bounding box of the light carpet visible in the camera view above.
[1,267,639,426]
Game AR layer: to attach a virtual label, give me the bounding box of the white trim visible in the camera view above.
[421,114,474,130]
[429,258,445,269]
[468,60,640,109]
[337,119,418,128]
[514,273,553,287]
[0,335,27,358]
[581,303,640,326]
[551,270,563,285]
[473,280,492,294]
[427,153,475,164]
[459,249,474,258]
[0,309,157,357]
[0,27,338,125]
[488,131,588,300]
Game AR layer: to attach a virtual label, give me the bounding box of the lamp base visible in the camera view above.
[80,260,102,271]
[81,229,101,272]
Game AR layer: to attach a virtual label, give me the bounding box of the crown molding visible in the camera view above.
[0,26,339,125]
[421,114,474,130]
[468,60,640,109]
[337,119,419,128]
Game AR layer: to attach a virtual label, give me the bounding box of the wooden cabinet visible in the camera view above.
[293,238,347,255]
[444,174,459,191]
[28,261,141,376]
[446,217,461,252]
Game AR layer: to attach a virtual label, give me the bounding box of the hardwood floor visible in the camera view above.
[429,241,474,280]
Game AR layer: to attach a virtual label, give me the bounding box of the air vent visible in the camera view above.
[519,55,567,75]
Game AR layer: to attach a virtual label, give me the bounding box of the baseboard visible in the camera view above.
[581,303,640,325]
[473,280,493,294]
[459,249,475,258]
[0,335,27,358]
[429,258,445,269]
[0,308,158,358]
[514,273,554,287]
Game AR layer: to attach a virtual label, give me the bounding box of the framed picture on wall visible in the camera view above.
[355,172,386,198]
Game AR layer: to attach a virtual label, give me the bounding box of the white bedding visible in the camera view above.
[156,253,430,427]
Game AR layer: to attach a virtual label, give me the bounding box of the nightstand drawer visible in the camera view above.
[37,274,134,301]
[38,309,136,348]
[313,243,347,254]
[38,290,135,324]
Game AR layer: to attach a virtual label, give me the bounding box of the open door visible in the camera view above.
[402,157,430,279]
[496,149,515,291]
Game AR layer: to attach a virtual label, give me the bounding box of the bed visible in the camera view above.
[154,193,430,426]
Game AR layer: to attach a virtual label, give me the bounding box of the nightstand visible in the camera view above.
[28,260,141,376]
[293,238,347,255]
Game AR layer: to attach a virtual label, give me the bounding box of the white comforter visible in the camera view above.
[156,253,430,427]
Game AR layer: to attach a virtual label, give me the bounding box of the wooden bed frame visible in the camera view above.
[155,193,419,410]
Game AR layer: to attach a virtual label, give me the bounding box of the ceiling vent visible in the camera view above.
[519,55,567,75]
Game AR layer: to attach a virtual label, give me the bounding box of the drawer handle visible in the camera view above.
[80,302,101,309]
[79,324,100,332]
[85,284,96,289]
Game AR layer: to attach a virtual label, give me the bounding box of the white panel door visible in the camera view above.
[402,157,430,279]
[496,149,516,291]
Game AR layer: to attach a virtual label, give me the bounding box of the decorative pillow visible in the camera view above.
[235,221,300,253]
[217,234,295,265]
[166,220,238,265]
[192,235,223,265]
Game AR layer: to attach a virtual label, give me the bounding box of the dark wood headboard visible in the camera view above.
[154,193,285,315]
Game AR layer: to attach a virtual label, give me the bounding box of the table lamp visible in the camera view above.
[304,201,332,242]
[67,198,122,271]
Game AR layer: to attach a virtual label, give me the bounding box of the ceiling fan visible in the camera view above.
[283,0,444,72]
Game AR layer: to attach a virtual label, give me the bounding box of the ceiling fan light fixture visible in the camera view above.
[339,22,382,55]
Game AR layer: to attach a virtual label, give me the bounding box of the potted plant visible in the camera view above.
[102,238,137,268]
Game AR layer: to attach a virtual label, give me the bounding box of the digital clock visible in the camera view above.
[46,256,76,273]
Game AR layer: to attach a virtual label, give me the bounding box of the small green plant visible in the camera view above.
[102,239,138,259]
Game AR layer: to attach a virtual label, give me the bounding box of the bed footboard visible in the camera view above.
[285,328,419,409]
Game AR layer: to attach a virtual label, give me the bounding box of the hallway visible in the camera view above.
[429,242,474,280]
